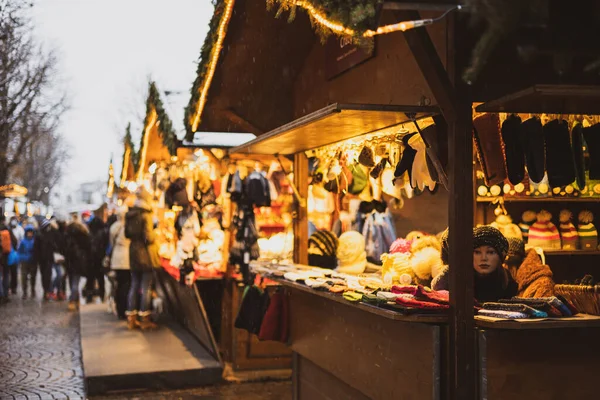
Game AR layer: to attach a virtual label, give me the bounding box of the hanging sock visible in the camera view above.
[501,114,525,185]
[571,123,586,189]
[473,113,507,186]
[543,119,575,187]
[394,132,417,182]
[521,117,545,184]
[408,133,436,191]
[581,123,600,180]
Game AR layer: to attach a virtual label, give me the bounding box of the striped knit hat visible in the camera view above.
[518,210,537,243]
[578,211,598,250]
[528,210,561,250]
[308,230,338,257]
[559,210,579,250]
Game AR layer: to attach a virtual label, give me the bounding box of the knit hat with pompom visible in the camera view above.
[578,210,598,250]
[559,210,579,250]
[389,238,413,254]
[528,210,561,250]
[519,210,537,242]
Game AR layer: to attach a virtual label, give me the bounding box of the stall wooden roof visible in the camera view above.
[475,85,600,115]
[229,103,439,155]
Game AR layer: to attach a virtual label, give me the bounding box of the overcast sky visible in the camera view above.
[31,0,213,192]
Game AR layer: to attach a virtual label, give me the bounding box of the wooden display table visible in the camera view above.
[278,280,446,400]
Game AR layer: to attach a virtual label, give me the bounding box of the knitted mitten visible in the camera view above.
[581,124,600,180]
[521,117,545,184]
[501,114,525,185]
[571,123,586,189]
[543,119,575,188]
[408,133,436,191]
[394,133,417,182]
[473,113,507,186]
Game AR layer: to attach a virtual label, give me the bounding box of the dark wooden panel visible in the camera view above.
[479,328,600,400]
[295,354,371,400]
[288,287,441,400]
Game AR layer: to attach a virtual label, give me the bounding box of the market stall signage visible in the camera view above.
[325,36,375,80]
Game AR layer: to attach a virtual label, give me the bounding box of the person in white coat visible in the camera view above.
[109,206,131,319]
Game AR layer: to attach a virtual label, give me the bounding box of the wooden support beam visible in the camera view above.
[396,11,475,399]
[293,153,309,266]
[395,10,458,122]
[219,108,264,135]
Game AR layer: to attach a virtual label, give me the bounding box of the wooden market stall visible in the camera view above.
[184,1,600,399]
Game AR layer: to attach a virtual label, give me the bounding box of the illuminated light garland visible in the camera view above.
[137,109,158,182]
[107,161,115,198]
[190,0,236,133]
[120,146,131,188]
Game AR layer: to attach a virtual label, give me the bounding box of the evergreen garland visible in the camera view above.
[184,0,226,141]
[140,81,177,158]
[121,122,135,182]
[267,0,382,39]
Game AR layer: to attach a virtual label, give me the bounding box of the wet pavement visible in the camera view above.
[0,281,291,400]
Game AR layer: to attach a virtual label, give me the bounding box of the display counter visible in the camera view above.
[276,278,445,400]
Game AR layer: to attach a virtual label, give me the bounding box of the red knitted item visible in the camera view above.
[391,285,418,295]
[415,285,450,305]
[395,295,449,310]
[258,291,289,343]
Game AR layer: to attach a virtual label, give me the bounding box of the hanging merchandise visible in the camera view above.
[257,289,289,343]
[194,171,217,209]
[361,203,397,264]
[394,132,417,183]
[380,168,403,201]
[370,157,388,179]
[245,168,272,207]
[528,172,550,197]
[559,209,579,250]
[408,133,436,191]
[518,210,537,243]
[501,114,525,185]
[235,285,270,335]
[543,119,576,188]
[581,123,600,180]
[358,145,375,167]
[420,120,449,190]
[521,117,546,184]
[165,177,189,209]
[472,113,507,186]
[527,210,561,250]
[347,163,368,195]
[571,123,586,189]
[230,204,261,283]
[577,210,598,250]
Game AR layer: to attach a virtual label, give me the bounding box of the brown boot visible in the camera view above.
[127,314,139,330]
[138,315,157,331]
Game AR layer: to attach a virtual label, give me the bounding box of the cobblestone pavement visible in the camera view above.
[0,293,86,400]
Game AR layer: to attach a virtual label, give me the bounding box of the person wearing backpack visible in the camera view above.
[125,189,159,330]
[18,225,39,299]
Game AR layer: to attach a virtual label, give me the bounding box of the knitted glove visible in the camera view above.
[394,133,417,182]
[408,133,436,191]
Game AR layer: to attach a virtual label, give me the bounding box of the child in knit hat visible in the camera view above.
[559,210,579,250]
[578,210,598,250]
[527,210,561,250]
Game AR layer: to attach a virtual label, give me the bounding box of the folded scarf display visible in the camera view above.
[395,295,449,310]
[377,291,402,301]
[499,296,573,317]
[415,285,450,305]
[478,309,529,319]
[391,285,418,295]
[343,291,364,302]
[329,285,347,293]
[482,302,548,318]
[362,293,387,306]
[304,278,332,291]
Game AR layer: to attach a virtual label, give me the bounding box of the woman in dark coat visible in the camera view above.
[125,189,160,330]
[65,215,91,311]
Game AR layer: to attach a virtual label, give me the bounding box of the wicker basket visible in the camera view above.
[555,284,600,315]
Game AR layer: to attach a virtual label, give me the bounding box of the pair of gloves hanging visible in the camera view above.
[394,131,435,191]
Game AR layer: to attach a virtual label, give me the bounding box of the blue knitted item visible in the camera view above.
[478,309,529,319]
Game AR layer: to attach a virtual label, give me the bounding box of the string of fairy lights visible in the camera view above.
[188,0,462,136]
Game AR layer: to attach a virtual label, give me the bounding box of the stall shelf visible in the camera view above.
[473,86,600,399]
[230,103,448,399]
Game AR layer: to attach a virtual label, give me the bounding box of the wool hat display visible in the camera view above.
[473,226,509,259]
[501,114,525,185]
[505,237,526,267]
[582,124,600,180]
[559,210,579,250]
[543,119,576,188]
[473,113,507,186]
[519,210,537,242]
[490,214,523,239]
[578,210,598,250]
[336,231,368,275]
[527,210,561,250]
[358,145,375,167]
[571,123,586,189]
[521,117,546,184]
[394,133,417,183]
[308,230,338,257]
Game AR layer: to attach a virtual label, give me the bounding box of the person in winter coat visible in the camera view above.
[84,212,108,303]
[125,189,160,330]
[36,219,64,301]
[19,225,39,299]
[507,247,555,298]
[1,215,18,301]
[65,214,92,311]
[109,206,131,319]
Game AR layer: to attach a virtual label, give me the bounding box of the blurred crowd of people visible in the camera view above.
[0,189,160,331]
